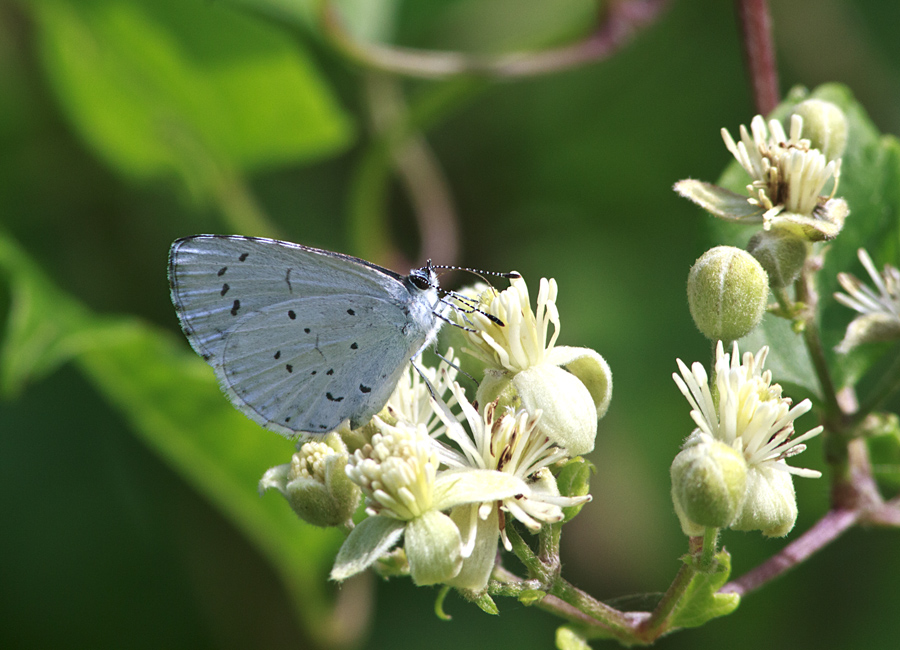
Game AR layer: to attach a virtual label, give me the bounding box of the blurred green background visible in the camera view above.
[2,0,899,648]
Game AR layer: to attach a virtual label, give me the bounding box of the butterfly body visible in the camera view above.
[168,235,442,435]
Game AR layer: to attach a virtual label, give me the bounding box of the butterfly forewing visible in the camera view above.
[168,235,440,435]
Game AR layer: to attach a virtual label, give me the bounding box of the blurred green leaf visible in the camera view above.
[0,228,347,644]
[31,0,354,189]
[0,228,133,395]
[669,552,740,629]
[864,411,900,490]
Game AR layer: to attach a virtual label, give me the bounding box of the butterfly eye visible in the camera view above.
[408,269,434,291]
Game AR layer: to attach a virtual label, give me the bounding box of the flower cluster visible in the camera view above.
[262,274,612,591]
[671,342,823,537]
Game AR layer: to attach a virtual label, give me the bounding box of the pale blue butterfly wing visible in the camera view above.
[168,235,442,435]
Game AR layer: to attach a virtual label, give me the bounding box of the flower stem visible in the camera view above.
[720,508,858,596]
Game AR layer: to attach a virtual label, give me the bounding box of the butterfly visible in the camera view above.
[168,235,445,436]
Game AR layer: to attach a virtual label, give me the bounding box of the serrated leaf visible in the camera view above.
[669,551,740,629]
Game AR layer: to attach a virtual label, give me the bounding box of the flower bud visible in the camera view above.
[687,246,769,341]
[555,456,594,521]
[747,229,809,289]
[791,99,848,162]
[259,433,360,527]
[671,435,748,535]
[730,464,798,537]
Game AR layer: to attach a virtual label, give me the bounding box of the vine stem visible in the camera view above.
[317,0,672,80]
[734,0,780,114]
[720,508,858,596]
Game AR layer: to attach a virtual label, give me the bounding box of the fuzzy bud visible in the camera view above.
[671,435,748,535]
[791,99,848,162]
[687,246,769,341]
[259,433,360,527]
[747,229,809,289]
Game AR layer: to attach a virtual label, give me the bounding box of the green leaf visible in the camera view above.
[331,515,406,581]
[0,230,112,395]
[669,551,740,629]
[741,312,820,401]
[864,412,900,490]
[31,0,353,189]
[0,229,349,645]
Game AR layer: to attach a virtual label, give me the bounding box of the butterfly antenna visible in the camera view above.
[433,264,521,285]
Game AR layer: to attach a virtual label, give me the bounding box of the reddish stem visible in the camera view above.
[734,0,780,114]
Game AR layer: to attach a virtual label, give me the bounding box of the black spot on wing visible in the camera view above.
[274,350,281,359]
[217,266,227,276]
[288,310,296,320]
[239,252,249,262]
[347,309,355,316]
[360,384,371,393]
[350,342,358,350]
[304,327,310,333]
[220,283,230,296]
[326,392,344,403]
[285,364,293,373]
[231,300,241,316]
[326,369,334,376]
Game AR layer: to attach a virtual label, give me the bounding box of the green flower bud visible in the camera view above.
[687,246,769,341]
[555,456,594,521]
[747,229,810,289]
[671,435,748,535]
[791,99,848,162]
[259,433,360,527]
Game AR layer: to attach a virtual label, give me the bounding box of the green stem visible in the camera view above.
[505,523,548,581]
[639,561,696,638]
[699,527,719,571]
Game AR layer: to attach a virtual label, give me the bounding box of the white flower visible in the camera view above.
[332,417,528,585]
[675,113,848,242]
[672,341,823,536]
[834,248,900,353]
[434,381,590,589]
[722,114,840,220]
[453,275,612,455]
